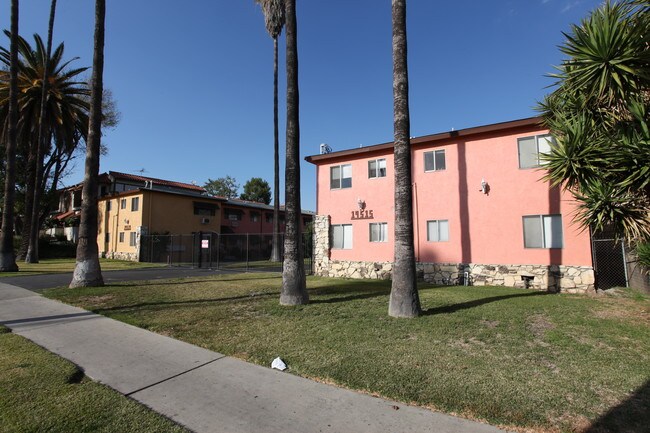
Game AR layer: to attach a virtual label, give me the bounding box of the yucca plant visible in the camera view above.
[539,0,650,243]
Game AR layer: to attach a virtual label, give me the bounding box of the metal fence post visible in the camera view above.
[246,233,249,272]
[622,242,629,287]
[216,233,220,270]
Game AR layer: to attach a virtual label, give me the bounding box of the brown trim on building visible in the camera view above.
[305,117,543,164]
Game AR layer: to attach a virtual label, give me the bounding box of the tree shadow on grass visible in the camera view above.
[310,291,390,304]
[111,275,282,288]
[93,291,281,314]
[584,379,650,433]
[422,291,552,316]
[308,281,391,304]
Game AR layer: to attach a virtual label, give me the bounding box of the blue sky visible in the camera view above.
[3,0,602,211]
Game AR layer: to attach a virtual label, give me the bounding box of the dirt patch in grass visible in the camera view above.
[591,305,650,324]
[528,314,555,338]
[77,295,115,307]
[480,319,500,328]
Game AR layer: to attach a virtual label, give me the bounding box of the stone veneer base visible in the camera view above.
[315,260,595,294]
[312,215,595,294]
[103,251,139,262]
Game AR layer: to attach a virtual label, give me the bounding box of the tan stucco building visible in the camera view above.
[98,188,224,261]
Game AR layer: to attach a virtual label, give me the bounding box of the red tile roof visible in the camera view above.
[53,210,78,221]
[108,171,205,192]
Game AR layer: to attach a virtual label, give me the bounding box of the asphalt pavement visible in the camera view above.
[0,266,231,292]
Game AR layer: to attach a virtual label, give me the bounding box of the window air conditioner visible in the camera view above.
[201,218,210,224]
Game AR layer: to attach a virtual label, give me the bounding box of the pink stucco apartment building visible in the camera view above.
[306,117,596,293]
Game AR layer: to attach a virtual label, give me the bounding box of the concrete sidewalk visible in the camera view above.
[0,283,508,433]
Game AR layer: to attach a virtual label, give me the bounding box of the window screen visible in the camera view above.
[523,215,563,248]
[427,220,449,242]
[332,224,353,249]
[424,150,446,171]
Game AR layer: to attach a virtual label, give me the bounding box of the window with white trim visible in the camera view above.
[331,224,353,249]
[427,219,449,242]
[129,232,137,247]
[523,214,563,248]
[424,150,446,172]
[368,159,386,178]
[518,134,555,168]
[120,199,126,209]
[119,232,125,243]
[131,197,140,212]
[330,164,352,189]
[369,222,388,242]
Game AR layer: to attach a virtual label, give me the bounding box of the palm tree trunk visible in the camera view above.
[280,0,308,305]
[271,36,281,262]
[389,0,420,318]
[18,138,37,261]
[25,0,58,264]
[0,0,20,272]
[70,0,104,288]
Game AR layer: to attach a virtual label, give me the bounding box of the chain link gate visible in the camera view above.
[591,231,628,290]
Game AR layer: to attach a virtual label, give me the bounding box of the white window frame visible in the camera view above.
[424,150,446,172]
[368,159,387,179]
[120,198,127,209]
[129,231,137,247]
[369,222,388,242]
[426,219,449,242]
[330,164,352,189]
[331,224,353,249]
[131,197,140,212]
[119,232,125,243]
[522,214,563,248]
[518,134,555,169]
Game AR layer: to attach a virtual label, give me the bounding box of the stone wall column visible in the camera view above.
[313,215,330,276]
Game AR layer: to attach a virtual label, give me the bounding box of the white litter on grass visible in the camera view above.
[271,357,287,371]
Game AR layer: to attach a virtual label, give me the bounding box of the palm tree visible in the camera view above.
[25,0,58,263]
[69,0,105,288]
[280,0,308,305]
[388,0,420,318]
[0,0,20,272]
[254,0,284,263]
[0,33,89,262]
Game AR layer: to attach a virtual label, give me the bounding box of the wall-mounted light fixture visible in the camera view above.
[357,198,366,210]
[480,178,489,195]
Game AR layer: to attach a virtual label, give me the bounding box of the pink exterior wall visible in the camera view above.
[314,124,593,268]
[221,203,312,235]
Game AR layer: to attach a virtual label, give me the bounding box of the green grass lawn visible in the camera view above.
[0,258,163,278]
[46,274,650,433]
[0,326,187,432]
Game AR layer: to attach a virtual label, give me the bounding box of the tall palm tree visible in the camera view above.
[70,0,105,288]
[388,0,420,318]
[255,0,284,263]
[25,0,58,263]
[280,0,308,305]
[0,33,89,262]
[0,0,20,272]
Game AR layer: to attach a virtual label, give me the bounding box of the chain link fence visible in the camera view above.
[591,234,628,290]
[140,232,313,274]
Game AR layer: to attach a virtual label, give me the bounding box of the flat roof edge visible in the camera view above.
[305,116,543,163]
